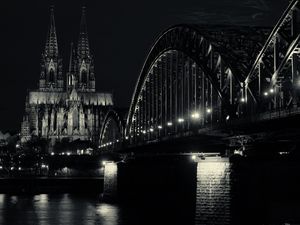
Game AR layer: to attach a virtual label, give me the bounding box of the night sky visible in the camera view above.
[0,0,289,132]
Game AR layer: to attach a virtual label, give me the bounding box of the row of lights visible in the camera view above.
[6,164,48,171]
[134,109,212,133]
[122,109,232,140]
[122,108,217,140]
[51,152,71,156]
[239,87,276,103]
[99,139,120,148]
[263,88,274,96]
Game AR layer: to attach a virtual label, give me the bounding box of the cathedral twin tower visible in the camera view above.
[40,6,95,92]
[21,7,113,145]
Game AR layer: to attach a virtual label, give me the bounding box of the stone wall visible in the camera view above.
[195,157,231,225]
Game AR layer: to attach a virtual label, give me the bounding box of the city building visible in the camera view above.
[20,6,113,145]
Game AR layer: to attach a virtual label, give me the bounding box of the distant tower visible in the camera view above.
[39,6,63,91]
[76,6,95,92]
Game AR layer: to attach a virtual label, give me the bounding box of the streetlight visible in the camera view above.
[206,108,212,114]
[191,112,200,119]
[167,122,173,126]
[240,98,245,103]
[158,125,162,129]
[191,155,197,161]
[264,92,268,96]
[178,118,184,123]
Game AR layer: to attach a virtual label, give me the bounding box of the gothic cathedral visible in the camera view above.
[20,7,113,145]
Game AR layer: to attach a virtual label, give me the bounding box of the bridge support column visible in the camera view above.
[102,162,118,201]
[195,157,231,225]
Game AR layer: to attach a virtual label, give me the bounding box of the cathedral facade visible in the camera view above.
[20,7,113,145]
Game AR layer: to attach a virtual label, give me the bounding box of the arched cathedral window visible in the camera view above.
[81,70,87,84]
[49,69,55,83]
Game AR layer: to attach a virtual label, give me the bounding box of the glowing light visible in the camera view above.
[67,152,71,156]
[191,112,200,119]
[234,150,243,156]
[10,167,14,170]
[279,151,289,155]
[51,152,55,156]
[198,160,229,176]
[206,108,212,113]
[41,164,47,168]
[158,125,163,129]
[226,115,230,121]
[0,166,2,169]
[125,136,129,140]
[142,130,146,134]
[15,144,20,148]
[178,118,184,123]
[18,167,22,171]
[167,122,173,126]
[240,98,245,103]
[62,152,65,155]
[264,92,268,96]
[191,155,197,161]
[96,203,119,224]
[270,88,274,93]
[149,128,154,132]
[102,161,107,166]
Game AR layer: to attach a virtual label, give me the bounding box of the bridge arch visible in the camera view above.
[125,25,261,144]
[245,0,300,111]
[99,109,125,151]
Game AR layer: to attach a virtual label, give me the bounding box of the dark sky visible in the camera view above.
[0,0,288,132]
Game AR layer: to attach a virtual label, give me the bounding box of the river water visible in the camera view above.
[0,193,195,225]
[1,159,300,225]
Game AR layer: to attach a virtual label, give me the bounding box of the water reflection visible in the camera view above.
[96,203,120,225]
[0,194,121,225]
[0,193,195,225]
[1,159,300,225]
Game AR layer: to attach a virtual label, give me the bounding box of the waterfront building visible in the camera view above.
[20,7,113,145]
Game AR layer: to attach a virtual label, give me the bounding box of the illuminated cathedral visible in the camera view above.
[20,7,113,145]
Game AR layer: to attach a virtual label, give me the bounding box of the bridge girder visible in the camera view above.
[245,0,300,111]
[101,1,300,150]
[99,110,125,152]
[125,25,258,144]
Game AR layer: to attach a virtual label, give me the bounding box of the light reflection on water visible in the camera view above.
[0,193,194,225]
[0,194,122,225]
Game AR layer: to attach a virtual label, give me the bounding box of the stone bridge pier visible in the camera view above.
[102,154,234,224]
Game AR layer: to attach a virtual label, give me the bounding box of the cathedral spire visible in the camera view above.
[39,5,63,92]
[68,42,75,73]
[67,42,77,91]
[77,6,90,58]
[44,6,58,58]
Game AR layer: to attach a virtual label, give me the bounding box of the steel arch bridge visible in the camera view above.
[100,0,300,152]
[99,109,126,151]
